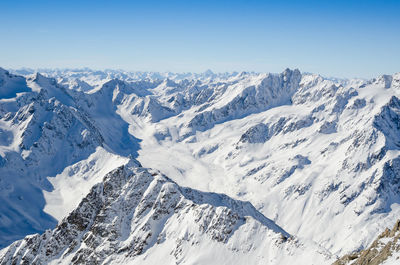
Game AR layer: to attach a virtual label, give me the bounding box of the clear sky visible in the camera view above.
[1,0,399,78]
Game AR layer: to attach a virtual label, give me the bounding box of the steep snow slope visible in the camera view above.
[0,163,332,265]
[0,69,31,99]
[43,147,129,221]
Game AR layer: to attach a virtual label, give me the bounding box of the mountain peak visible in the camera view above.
[203,69,214,77]
[0,163,329,264]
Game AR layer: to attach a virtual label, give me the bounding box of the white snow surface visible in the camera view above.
[43,147,129,221]
[1,67,400,264]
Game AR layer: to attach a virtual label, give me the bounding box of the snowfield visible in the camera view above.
[1,67,400,264]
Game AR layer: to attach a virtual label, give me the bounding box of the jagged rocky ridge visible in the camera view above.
[184,69,302,135]
[0,162,330,265]
[334,220,400,265]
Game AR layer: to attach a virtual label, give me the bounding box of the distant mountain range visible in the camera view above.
[0,67,399,264]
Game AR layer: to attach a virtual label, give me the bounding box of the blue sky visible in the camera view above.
[1,0,399,78]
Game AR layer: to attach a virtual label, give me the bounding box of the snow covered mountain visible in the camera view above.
[1,67,400,264]
[0,69,137,247]
[0,163,331,264]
